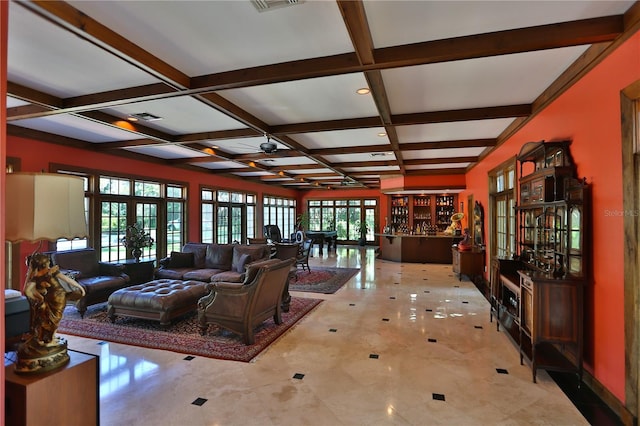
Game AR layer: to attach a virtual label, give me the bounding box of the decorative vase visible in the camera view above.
[132,248,142,262]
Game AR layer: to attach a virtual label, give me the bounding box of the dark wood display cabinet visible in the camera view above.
[491,140,589,383]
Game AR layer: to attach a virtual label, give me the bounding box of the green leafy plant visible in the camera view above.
[120,223,154,250]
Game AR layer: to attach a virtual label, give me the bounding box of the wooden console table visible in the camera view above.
[451,247,484,281]
[5,350,99,426]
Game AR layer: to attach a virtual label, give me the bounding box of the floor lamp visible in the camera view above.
[5,172,88,374]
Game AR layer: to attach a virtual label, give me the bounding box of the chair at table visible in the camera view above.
[273,242,300,312]
[296,238,312,273]
[263,225,283,243]
[197,258,294,345]
[248,237,268,244]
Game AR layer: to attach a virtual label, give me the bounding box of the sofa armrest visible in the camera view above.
[59,268,82,281]
[98,262,126,277]
[158,256,171,267]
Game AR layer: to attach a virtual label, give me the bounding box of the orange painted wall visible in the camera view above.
[1,0,8,417]
[461,32,640,401]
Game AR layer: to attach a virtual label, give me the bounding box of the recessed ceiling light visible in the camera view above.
[356,88,370,95]
[377,132,387,137]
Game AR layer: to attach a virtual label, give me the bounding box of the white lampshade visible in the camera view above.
[5,173,88,243]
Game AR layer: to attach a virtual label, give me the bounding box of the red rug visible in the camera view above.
[58,297,322,362]
[290,267,359,294]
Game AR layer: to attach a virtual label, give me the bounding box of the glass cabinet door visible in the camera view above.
[568,206,583,276]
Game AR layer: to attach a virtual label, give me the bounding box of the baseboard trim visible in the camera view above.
[582,369,636,425]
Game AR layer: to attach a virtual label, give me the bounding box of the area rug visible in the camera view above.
[58,297,322,363]
[290,267,359,294]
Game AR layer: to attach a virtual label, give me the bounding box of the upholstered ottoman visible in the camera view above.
[107,279,208,326]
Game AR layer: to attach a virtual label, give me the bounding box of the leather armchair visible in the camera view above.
[197,258,294,345]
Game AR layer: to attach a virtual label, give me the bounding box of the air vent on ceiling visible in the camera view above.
[371,152,393,157]
[251,0,304,12]
[129,112,163,122]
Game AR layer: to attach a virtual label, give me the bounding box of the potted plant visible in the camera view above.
[356,221,369,246]
[121,223,154,262]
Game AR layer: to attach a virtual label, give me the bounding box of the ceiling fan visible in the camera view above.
[260,134,278,154]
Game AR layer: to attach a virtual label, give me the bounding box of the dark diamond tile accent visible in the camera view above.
[423,278,428,281]
[293,373,305,380]
[462,301,469,304]
[496,368,509,375]
[394,282,400,285]
[329,328,337,332]
[349,303,356,306]
[474,325,483,329]
[427,338,437,343]
[369,354,379,359]
[192,398,207,406]
[432,393,445,401]
[454,285,459,288]
[97,341,107,345]
[426,309,433,312]
[389,296,396,300]
[184,355,195,361]
[382,318,390,322]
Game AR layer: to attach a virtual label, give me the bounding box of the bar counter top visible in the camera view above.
[376,233,462,263]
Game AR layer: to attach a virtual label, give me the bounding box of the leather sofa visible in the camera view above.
[155,243,272,284]
[50,248,131,317]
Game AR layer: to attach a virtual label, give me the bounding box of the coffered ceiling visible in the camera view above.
[5,0,639,190]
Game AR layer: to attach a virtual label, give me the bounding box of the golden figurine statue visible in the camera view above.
[15,253,85,374]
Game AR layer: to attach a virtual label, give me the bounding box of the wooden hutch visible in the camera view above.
[490,140,589,383]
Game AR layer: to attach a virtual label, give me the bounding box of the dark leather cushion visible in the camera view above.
[169,251,194,268]
[205,244,234,270]
[234,253,251,273]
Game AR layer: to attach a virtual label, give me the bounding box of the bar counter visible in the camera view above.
[377,233,462,264]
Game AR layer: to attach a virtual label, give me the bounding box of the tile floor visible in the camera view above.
[42,247,598,424]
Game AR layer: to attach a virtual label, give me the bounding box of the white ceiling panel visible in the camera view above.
[289,168,335,175]
[342,165,401,173]
[384,46,588,114]
[10,115,140,143]
[402,147,487,160]
[102,97,248,135]
[257,157,317,167]
[219,73,378,125]
[8,2,160,97]
[405,163,472,170]
[397,119,517,144]
[322,153,397,163]
[202,137,289,155]
[69,0,353,75]
[190,161,248,170]
[294,128,390,149]
[365,0,635,48]
[124,144,205,160]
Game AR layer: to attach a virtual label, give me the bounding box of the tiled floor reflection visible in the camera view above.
[56,246,594,426]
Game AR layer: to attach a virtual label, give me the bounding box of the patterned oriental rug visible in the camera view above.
[290,267,359,294]
[58,297,322,363]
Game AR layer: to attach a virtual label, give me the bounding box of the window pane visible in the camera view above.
[167,201,183,254]
[246,205,255,239]
[134,181,161,197]
[202,203,214,243]
[101,201,127,262]
[335,207,347,239]
[100,177,130,195]
[217,206,229,244]
[231,206,243,243]
[218,191,229,203]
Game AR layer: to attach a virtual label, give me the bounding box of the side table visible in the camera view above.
[117,258,156,285]
[452,247,485,282]
[5,350,99,426]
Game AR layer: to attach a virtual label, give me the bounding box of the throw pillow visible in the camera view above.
[169,251,194,268]
[234,253,251,273]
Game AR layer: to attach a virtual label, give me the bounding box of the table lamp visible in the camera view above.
[5,172,88,374]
